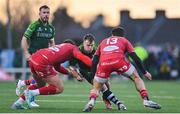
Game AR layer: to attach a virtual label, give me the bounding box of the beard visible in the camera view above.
[41,16,49,23]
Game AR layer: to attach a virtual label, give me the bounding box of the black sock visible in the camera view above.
[103,90,122,105]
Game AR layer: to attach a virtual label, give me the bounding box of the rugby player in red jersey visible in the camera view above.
[11,40,92,109]
[83,27,161,112]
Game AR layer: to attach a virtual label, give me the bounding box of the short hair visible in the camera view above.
[111,27,124,37]
[63,39,76,45]
[39,5,49,11]
[83,34,95,43]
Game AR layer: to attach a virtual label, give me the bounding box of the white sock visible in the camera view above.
[15,97,25,105]
[21,80,26,86]
[30,89,40,96]
[89,98,96,106]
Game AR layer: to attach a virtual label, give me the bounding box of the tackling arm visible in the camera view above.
[74,52,92,67]
[54,64,83,81]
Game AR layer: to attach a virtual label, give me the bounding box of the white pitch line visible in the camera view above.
[36,99,103,103]
[53,94,179,99]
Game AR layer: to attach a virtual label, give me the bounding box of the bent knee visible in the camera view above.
[56,86,64,94]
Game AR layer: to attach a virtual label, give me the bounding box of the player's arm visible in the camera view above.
[73,47,92,67]
[21,22,36,61]
[49,26,55,47]
[129,52,146,74]
[49,38,55,47]
[91,45,100,77]
[124,38,146,74]
[126,39,152,80]
[91,54,99,77]
[54,64,83,81]
[129,52,152,80]
[21,36,31,61]
[54,64,69,74]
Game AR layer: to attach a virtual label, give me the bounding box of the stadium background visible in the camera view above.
[0,0,180,113]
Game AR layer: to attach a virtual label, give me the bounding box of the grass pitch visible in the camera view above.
[0,79,180,113]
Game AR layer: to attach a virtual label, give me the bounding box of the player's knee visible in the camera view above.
[91,89,99,97]
[56,86,64,94]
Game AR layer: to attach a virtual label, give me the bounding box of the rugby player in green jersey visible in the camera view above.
[16,5,55,107]
[70,34,126,110]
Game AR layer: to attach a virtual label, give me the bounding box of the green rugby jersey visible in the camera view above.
[70,43,98,72]
[24,19,55,54]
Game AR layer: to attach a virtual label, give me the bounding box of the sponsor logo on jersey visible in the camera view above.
[50,28,53,33]
[37,27,42,32]
[37,32,52,38]
[103,45,119,52]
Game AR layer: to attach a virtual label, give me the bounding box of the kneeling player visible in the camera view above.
[11,40,92,109]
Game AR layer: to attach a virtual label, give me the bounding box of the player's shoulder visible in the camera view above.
[48,22,55,29]
[93,43,98,50]
[79,44,84,51]
[62,43,76,48]
[28,20,40,28]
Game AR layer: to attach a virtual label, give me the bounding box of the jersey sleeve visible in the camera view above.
[54,64,69,74]
[24,21,37,39]
[125,39,134,53]
[73,46,92,67]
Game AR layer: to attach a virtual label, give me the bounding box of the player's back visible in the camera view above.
[36,43,78,65]
[98,36,134,61]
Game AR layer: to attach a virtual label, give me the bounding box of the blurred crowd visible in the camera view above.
[144,44,180,80]
[0,43,179,81]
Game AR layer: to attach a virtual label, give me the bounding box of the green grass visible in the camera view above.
[0,79,180,113]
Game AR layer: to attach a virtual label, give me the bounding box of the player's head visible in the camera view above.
[63,39,76,45]
[39,5,50,23]
[111,27,124,37]
[83,34,95,53]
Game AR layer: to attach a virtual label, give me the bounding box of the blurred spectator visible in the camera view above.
[13,48,23,80]
[0,49,15,68]
[157,46,173,80]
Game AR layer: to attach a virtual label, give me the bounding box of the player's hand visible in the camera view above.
[68,67,83,82]
[144,71,152,80]
[76,75,83,82]
[25,52,31,61]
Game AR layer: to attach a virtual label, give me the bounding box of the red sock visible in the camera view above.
[140,89,149,100]
[90,91,97,100]
[28,84,38,90]
[20,94,25,100]
[25,79,33,85]
[39,84,57,95]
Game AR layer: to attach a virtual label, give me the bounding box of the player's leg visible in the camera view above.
[81,71,112,109]
[121,63,161,109]
[101,82,112,109]
[130,69,161,109]
[83,76,105,112]
[16,78,39,107]
[101,84,126,110]
[16,79,36,96]
[11,75,45,109]
[24,74,64,108]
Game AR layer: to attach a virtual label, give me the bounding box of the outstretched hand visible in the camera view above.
[68,66,83,82]
[144,71,152,80]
